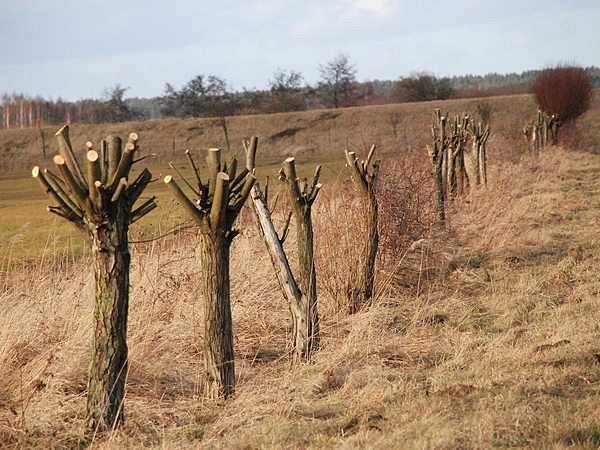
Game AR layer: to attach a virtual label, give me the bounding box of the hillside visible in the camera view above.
[1,91,599,175]
[2,91,598,265]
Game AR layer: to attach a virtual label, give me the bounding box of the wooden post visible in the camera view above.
[164,148,255,398]
[344,145,380,314]
[32,126,156,432]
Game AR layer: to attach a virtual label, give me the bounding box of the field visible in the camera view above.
[1,92,600,448]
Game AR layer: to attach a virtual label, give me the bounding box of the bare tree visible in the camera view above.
[245,137,322,362]
[344,146,380,314]
[269,68,305,112]
[103,84,133,123]
[392,73,454,103]
[318,53,357,108]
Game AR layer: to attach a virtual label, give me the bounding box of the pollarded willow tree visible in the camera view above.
[244,137,323,362]
[164,147,255,398]
[465,120,490,188]
[278,157,323,360]
[427,109,449,224]
[344,145,380,314]
[32,125,156,431]
[523,110,560,151]
[447,114,470,198]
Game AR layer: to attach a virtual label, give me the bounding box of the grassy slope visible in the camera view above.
[2,148,600,448]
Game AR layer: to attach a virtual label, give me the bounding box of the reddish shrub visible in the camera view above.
[533,66,593,122]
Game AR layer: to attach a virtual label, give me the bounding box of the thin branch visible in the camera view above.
[130,223,198,244]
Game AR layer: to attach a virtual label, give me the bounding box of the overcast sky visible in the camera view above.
[1,0,598,100]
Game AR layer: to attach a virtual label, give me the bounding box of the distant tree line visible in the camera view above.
[0,85,142,129]
[2,54,599,129]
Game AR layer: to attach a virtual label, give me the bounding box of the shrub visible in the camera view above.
[392,74,454,103]
[377,152,435,260]
[533,66,593,122]
[475,101,494,126]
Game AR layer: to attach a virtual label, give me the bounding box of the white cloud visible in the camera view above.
[350,0,390,13]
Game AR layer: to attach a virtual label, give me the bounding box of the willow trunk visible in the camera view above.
[348,194,378,314]
[87,207,130,432]
[478,144,487,187]
[197,232,235,398]
[434,157,445,224]
[292,205,319,361]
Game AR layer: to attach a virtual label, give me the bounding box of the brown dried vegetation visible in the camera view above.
[1,92,600,447]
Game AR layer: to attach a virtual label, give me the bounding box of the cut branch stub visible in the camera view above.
[280,157,322,207]
[345,144,380,194]
[165,148,255,236]
[31,126,156,433]
[55,124,86,191]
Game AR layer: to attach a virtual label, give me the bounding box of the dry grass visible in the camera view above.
[3,140,600,448]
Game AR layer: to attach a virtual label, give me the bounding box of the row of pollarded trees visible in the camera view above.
[427,109,491,223]
[522,110,560,151]
[32,126,383,432]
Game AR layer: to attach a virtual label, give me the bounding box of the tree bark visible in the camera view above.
[348,193,378,314]
[434,154,445,224]
[33,128,157,433]
[441,147,448,199]
[86,205,130,432]
[479,143,487,187]
[197,232,235,399]
[464,141,480,192]
[456,146,466,196]
[292,203,320,361]
[250,187,314,362]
